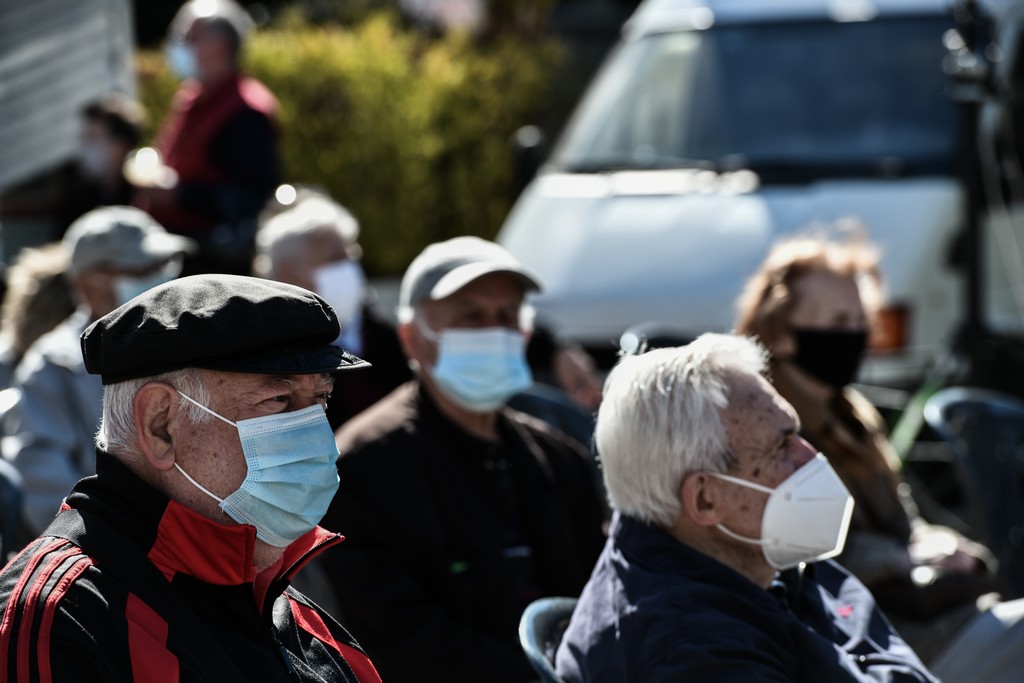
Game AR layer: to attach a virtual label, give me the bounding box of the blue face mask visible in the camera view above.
[419,321,533,412]
[174,393,341,547]
[164,42,198,81]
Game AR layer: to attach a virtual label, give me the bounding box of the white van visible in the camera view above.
[498,0,1016,387]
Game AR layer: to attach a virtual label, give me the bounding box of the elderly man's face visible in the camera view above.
[173,370,334,524]
[713,372,817,542]
[408,272,525,367]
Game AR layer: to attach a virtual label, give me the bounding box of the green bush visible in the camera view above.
[136,13,562,276]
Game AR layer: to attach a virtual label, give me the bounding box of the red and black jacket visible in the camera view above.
[0,452,381,683]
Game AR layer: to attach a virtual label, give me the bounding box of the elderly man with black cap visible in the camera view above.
[318,236,606,683]
[0,274,382,682]
[4,205,195,537]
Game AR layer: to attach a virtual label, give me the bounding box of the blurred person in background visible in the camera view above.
[557,333,937,682]
[524,322,603,414]
[0,242,76,389]
[3,206,195,537]
[320,236,606,682]
[735,233,1024,682]
[509,321,603,457]
[61,94,144,232]
[137,0,280,276]
[254,189,411,429]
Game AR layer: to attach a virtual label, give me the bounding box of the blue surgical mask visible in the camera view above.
[164,42,198,81]
[174,393,341,547]
[419,320,533,412]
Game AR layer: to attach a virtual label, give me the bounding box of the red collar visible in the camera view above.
[146,498,343,590]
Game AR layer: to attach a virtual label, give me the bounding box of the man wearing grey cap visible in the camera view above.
[3,205,195,536]
[319,236,606,682]
[0,274,383,682]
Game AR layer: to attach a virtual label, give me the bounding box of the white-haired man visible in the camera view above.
[556,333,938,682]
[0,274,381,681]
[319,236,606,682]
[254,192,411,428]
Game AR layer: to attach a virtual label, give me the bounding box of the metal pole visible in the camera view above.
[946,0,992,366]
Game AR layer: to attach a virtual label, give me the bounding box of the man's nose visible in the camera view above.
[791,436,817,468]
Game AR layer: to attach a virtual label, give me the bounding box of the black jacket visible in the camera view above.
[320,381,606,683]
[556,514,939,683]
[0,452,381,683]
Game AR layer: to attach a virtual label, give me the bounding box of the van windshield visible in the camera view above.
[551,17,960,181]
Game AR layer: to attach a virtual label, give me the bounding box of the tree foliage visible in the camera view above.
[136,12,562,275]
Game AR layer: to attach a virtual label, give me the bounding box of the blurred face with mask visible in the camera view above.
[780,269,871,391]
[77,97,142,191]
[64,206,196,321]
[79,118,130,187]
[258,197,366,347]
[163,0,252,85]
[734,235,883,398]
[75,257,185,320]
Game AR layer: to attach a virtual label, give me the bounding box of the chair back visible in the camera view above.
[518,596,577,683]
[923,386,1024,596]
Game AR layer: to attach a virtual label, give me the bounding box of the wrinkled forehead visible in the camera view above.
[720,373,799,443]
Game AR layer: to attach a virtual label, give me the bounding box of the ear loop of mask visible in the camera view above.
[414,316,440,344]
[706,471,775,546]
[173,391,239,504]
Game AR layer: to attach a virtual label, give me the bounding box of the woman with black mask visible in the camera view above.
[734,233,1007,674]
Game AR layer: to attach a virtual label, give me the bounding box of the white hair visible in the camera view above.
[595,332,769,527]
[254,197,360,279]
[96,368,211,455]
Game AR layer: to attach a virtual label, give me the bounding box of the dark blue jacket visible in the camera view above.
[556,514,939,683]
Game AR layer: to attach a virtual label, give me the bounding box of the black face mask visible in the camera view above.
[789,327,868,388]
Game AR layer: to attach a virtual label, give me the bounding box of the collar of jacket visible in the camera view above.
[65,451,344,596]
[609,512,811,605]
[414,379,505,448]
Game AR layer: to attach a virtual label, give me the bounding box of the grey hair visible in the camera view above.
[595,332,769,528]
[253,197,359,279]
[96,368,212,455]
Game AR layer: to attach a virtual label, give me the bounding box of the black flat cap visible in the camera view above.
[82,274,369,384]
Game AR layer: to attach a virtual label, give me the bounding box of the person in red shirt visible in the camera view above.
[137,0,280,276]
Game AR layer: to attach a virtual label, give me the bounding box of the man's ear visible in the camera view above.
[398,319,434,368]
[134,382,179,471]
[397,320,416,359]
[680,473,726,528]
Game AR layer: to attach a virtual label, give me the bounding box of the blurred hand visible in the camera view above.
[910,527,984,575]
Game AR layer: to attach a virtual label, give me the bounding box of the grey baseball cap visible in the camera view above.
[63,206,196,277]
[398,236,541,311]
